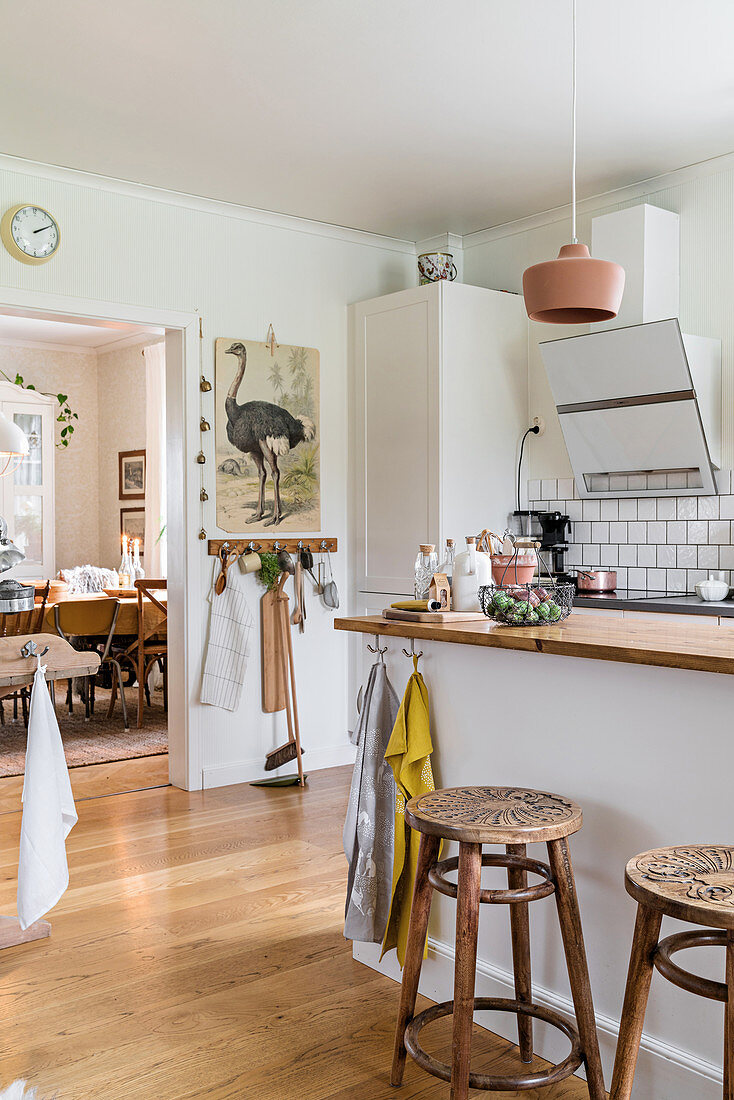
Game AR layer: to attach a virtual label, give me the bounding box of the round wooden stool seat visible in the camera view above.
[405,785,583,844]
[625,844,734,930]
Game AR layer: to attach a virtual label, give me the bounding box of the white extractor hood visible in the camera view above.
[539,318,721,497]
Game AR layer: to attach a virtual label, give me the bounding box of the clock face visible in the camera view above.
[1,205,60,264]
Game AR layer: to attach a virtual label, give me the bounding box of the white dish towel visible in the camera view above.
[17,657,77,930]
[200,559,254,711]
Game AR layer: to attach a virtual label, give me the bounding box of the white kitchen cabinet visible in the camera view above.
[0,381,56,579]
[349,281,528,595]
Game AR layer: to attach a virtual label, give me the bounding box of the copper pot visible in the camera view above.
[576,569,617,592]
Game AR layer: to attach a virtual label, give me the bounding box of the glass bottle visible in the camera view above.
[132,539,145,582]
[118,536,131,588]
[439,538,456,587]
[414,543,438,599]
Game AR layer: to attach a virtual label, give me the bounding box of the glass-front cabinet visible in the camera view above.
[0,381,56,579]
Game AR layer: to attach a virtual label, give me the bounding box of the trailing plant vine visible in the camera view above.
[0,370,79,448]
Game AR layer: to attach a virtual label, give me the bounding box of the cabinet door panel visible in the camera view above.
[354,290,438,592]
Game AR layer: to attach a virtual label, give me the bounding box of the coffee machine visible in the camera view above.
[537,511,573,582]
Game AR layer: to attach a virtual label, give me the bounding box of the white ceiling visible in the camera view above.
[0,313,160,350]
[3,1,734,240]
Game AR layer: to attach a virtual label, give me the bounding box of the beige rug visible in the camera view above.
[0,684,167,778]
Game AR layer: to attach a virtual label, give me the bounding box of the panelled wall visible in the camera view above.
[0,155,415,787]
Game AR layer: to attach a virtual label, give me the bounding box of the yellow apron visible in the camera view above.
[380,655,438,967]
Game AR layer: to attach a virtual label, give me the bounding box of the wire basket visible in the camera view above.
[479,582,575,626]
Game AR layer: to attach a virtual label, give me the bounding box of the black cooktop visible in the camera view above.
[573,588,734,617]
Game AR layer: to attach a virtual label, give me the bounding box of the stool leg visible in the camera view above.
[451,841,482,1100]
[609,903,662,1099]
[547,837,606,1100]
[725,930,734,1100]
[507,842,533,1063]
[390,832,440,1087]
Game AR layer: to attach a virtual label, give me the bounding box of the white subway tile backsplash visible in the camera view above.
[656,545,675,568]
[720,546,734,569]
[616,567,628,587]
[698,496,719,519]
[573,521,591,543]
[717,470,732,494]
[618,499,637,520]
[677,545,697,568]
[689,569,707,587]
[637,498,656,521]
[666,569,687,592]
[619,544,637,566]
[676,496,697,520]
[628,521,646,542]
[566,544,582,567]
[558,478,574,499]
[638,545,657,567]
[628,568,646,588]
[647,568,666,591]
[667,520,687,543]
[591,521,609,542]
[582,499,600,521]
[566,500,583,521]
[688,521,708,544]
[647,521,666,543]
[656,498,676,521]
[541,480,557,500]
[582,544,600,567]
[709,520,730,544]
[528,480,541,500]
[698,545,719,569]
[600,545,618,567]
[720,497,734,521]
[609,521,627,542]
[600,499,618,520]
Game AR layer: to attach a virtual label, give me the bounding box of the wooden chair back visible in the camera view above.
[135,579,167,649]
[0,580,50,637]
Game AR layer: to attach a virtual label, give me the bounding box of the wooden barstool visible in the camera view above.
[391,785,606,1100]
[611,844,734,1099]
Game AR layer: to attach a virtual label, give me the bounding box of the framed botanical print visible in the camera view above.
[119,449,146,499]
[120,507,145,554]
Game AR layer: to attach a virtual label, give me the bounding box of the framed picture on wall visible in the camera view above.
[120,507,145,554]
[119,449,146,499]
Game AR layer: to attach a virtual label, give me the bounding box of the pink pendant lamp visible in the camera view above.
[522,0,624,324]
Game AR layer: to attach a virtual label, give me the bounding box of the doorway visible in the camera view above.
[0,289,201,795]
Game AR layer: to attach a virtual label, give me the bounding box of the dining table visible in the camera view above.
[41,591,167,638]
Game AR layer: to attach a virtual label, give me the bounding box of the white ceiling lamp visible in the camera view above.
[522,0,625,324]
[0,412,29,477]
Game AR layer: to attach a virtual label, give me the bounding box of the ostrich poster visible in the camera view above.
[215,338,320,532]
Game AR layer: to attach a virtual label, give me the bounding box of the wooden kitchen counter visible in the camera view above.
[335,613,734,676]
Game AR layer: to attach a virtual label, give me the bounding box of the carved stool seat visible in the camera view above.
[391,785,605,1100]
[612,844,734,1099]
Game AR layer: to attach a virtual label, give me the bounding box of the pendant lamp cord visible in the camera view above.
[571,0,578,243]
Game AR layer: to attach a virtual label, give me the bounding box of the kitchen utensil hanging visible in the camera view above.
[321,549,339,609]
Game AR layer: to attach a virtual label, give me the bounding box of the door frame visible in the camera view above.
[0,285,202,790]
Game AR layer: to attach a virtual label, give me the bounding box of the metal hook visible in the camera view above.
[402,638,423,660]
[367,636,388,662]
[20,640,49,659]
[319,540,328,550]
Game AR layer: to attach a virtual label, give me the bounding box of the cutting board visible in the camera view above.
[261,590,286,712]
[382,609,486,623]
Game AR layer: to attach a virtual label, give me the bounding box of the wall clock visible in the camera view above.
[0,204,60,265]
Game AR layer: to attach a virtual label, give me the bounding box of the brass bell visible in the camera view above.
[200,488,209,502]
[200,416,211,432]
[200,376,212,392]
[196,451,206,464]
[198,528,207,540]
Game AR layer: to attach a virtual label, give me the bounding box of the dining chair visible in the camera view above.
[117,580,167,729]
[54,597,129,728]
[0,581,51,727]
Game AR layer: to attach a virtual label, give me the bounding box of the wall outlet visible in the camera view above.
[532,415,545,436]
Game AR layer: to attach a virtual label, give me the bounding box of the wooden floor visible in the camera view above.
[0,764,596,1098]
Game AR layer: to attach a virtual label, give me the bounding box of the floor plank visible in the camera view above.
[0,764,598,1098]
[0,753,169,813]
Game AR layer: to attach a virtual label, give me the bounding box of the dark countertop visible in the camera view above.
[574,588,734,617]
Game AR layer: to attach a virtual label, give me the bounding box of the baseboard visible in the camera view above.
[354,935,723,1097]
[201,743,356,789]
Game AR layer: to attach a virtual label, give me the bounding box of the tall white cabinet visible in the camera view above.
[0,381,56,580]
[349,281,528,603]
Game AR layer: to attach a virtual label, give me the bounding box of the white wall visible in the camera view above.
[0,156,416,787]
[96,340,149,567]
[462,157,734,483]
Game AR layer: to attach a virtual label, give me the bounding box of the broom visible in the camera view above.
[256,554,306,784]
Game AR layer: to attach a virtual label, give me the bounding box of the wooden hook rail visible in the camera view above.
[207,537,338,556]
